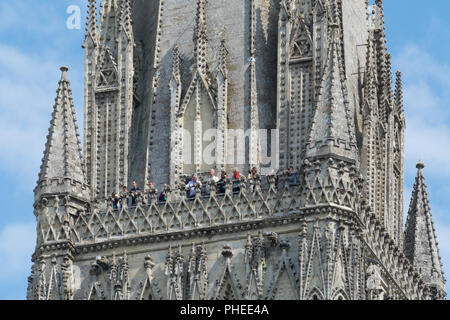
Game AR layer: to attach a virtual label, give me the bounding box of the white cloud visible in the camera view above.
[404,81,443,119]
[393,44,450,177]
[395,44,450,89]
[0,0,87,195]
[0,44,60,191]
[0,38,85,193]
[405,118,450,177]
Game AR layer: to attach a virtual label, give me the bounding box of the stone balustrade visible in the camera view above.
[71,173,303,245]
[108,172,300,208]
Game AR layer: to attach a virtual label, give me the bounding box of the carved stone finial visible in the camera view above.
[416,160,425,170]
[222,245,233,259]
[266,232,278,246]
[279,240,290,251]
[144,255,155,270]
[246,233,252,247]
[60,66,69,81]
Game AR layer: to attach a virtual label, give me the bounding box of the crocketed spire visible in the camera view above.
[372,0,391,122]
[404,161,446,299]
[171,45,181,85]
[363,31,378,111]
[37,67,86,187]
[194,0,209,75]
[330,0,341,26]
[218,37,228,76]
[120,0,133,41]
[394,70,404,115]
[372,0,385,32]
[99,0,123,51]
[83,0,99,47]
[306,24,357,161]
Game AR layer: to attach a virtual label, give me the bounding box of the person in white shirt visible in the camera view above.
[208,169,219,183]
[205,168,219,195]
[187,174,202,199]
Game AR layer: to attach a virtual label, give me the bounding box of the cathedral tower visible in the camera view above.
[83,0,135,199]
[29,0,446,300]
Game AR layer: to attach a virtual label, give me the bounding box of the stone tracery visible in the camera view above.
[28,0,446,300]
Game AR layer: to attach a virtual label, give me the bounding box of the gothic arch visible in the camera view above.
[271,265,298,300]
[168,2,229,181]
[181,76,216,174]
[140,284,156,300]
[87,283,105,300]
[307,287,325,301]
[332,289,348,301]
[215,268,243,300]
[139,276,161,300]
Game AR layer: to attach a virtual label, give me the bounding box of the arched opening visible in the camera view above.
[308,288,324,301]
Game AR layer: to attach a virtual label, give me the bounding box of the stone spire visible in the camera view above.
[306,24,357,161]
[363,31,378,111]
[83,0,99,48]
[99,0,123,52]
[404,161,446,299]
[372,0,385,32]
[385,53,394,110]
[169,45,183,185]
[218,37,228,77]
[302,24,361,212]
[119,0,133,41]
[330,0,341,26]
[36,67,88,199]
[194,0,208,76]
[249,0,259,169]
[373,0,390,122]
[171,45,181,87]
[372,0,387,67]
[394,70,404,116]
[216,35,229,174]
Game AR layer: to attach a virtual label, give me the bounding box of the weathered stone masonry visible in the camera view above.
[28,0,446,300]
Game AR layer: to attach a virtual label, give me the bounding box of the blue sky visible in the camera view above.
[0,0,449,299]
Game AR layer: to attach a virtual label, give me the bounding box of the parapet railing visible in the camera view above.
[112,173,301,207]
[71,173,304,244]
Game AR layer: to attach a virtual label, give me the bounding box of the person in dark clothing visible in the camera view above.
[129,181,141,206]
[112,193,121,210]
[217,171,227,195]
[274,171,280,189]
[146,181,157,205]
[159,185,168,203]
[120,186,129,206]
[289,166,297,185]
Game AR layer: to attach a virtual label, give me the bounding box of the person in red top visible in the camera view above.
[232,168,241,193]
